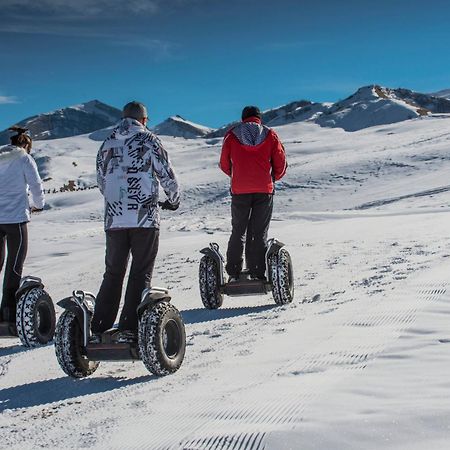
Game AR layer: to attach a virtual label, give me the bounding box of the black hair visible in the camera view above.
[241,106,262,121]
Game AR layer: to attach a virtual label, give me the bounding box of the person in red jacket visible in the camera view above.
[220,106,287,280]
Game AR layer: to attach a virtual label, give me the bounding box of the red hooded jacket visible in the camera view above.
[219,117,287,194]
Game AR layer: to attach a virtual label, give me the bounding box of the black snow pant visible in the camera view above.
[0,223,28,323]
[91,227,159,334]
[226,193,273,279]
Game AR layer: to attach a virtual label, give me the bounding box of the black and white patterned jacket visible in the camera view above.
[96,118,180,230]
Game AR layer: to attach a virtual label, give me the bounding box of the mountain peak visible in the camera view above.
[153,115,214,138]
[0,100,122,144]
[315,85,450,131]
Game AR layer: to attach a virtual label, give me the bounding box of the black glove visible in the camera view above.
[160,200,179,211]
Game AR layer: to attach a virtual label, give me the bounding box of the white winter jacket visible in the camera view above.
[96,118,180,230]
[0,145,45,224]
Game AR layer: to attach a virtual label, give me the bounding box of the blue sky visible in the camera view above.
[0,0,449,130]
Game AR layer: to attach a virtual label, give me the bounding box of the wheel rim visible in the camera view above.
[162,319,182,359]
[36,302,52,337]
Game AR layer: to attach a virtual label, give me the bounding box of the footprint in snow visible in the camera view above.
[201,347,215,353]
[305,293,321,303]
[274,328,286,334]
[236,349,251,356]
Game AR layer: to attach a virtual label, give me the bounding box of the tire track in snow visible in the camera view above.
[54,257,446,449]
[141,281,448,450]
[3,245,448,449]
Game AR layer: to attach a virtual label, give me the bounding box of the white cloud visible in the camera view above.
[0,96,19,104]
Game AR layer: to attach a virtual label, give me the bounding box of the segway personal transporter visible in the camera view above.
[199,238,294,309]
[54,285,186,378]
[0,276,56,347]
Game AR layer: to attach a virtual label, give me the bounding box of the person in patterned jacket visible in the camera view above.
[91,101,180,343]
[220,106,287,281]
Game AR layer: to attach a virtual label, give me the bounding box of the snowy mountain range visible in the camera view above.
[0,100,122,145]
[2,85,450,145]
[206,85,450,135]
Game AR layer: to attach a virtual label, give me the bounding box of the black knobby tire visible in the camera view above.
[199,255,223,309]
[268,249,294,305]
[54,311,99,378]
[16,288,56,347]
[139,302,186,376]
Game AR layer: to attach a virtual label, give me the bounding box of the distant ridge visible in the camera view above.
[3,85,450,146]
[205,100,317,138]
[432,89,450,100]
[153,115,213,138]
[0,100,121,144]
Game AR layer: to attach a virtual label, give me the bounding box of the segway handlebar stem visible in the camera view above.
[71,290,95,347]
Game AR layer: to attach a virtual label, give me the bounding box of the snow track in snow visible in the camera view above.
[93,261,449,449]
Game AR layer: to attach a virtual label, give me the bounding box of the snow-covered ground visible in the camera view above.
[2,116,450,449]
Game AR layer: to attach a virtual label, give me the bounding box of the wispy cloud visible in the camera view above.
[0,23,178,60]
[1,0,160,19]
[0,0,211,20]
[0,95,19,104]
[0,0,185,60]
[114,38,179,61]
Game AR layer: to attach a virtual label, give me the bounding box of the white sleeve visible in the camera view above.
[149,138,180,205]
[23,154,45,209]
[95,141,106,194]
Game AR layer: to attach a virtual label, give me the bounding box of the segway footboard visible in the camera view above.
[223,277,270,296]
[86,329,140,361]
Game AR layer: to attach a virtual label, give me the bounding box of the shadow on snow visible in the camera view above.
[0,344,31,358]
[0,374,151,412]
[181,304,277,324]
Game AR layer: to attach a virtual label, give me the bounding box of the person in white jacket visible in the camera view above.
[0,127,45,327]
[91,101,180,343]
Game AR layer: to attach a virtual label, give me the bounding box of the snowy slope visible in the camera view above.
[2,117,450,448]
[0,100,121,144]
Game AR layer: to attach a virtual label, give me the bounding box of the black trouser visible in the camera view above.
[0,223,28,322]
[226,193,273,278]
[91,227,159,333]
